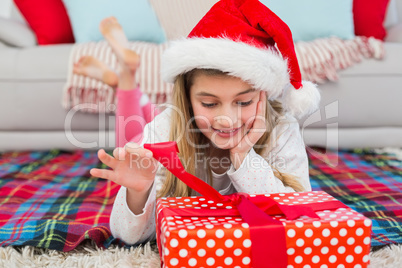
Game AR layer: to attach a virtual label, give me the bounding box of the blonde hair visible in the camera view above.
[157,69,304,198]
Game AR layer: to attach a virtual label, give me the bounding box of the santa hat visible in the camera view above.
[161,0,320,118]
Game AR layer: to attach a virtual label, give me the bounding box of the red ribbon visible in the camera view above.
[144,142,346,268]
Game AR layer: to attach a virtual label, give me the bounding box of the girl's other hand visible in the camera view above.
[230,90,267,169]
[90,142,158,194]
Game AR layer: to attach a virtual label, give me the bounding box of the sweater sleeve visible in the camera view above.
[109,109,171,245]
[227,115,310,194]
[110,183,157,245]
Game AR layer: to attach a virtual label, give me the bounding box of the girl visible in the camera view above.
[90,0,320,245]
[73,17,159,146]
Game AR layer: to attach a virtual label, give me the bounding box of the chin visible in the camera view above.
[210,142,234,150]
[202,127,248,150]
[209,135,243,150]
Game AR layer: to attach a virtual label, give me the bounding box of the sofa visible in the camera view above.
[1,0,402,152]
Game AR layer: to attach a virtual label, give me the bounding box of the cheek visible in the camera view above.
[241,104,259,129]
[192,104,214,130]
[194,117,210,131]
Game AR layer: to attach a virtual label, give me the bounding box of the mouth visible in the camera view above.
[212,126,242,137]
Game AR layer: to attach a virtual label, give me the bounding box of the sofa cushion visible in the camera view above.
[0,44,72,81]
[9,2,25,23]
[14,0,75,45]
[0,45,113,131]
[149,0,218,40]
[0,81,112,131]
[386,23,402,42]
[353,0,391,40]
[260,0,355,42]
[299,43,402,129]
[384,0,399,28]
[62,0,166,44]
[0,45,108,132]
[336,43,402,76]
[0,17,36,48]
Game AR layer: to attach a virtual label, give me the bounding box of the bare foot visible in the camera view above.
[99,17,140,71]
[73,56,118,87]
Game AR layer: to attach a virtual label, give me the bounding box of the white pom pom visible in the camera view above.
[281,81,321,118]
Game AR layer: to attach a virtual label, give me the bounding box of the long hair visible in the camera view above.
[157,69,304,198]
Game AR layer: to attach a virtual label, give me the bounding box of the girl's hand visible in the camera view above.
[230,91,267,169]
[90,143,158,194]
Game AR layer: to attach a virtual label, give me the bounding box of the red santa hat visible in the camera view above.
[161,0,320,118]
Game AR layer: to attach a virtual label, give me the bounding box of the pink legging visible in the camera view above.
[115,87,159,147]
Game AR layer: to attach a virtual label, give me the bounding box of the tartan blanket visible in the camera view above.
[0,150,120,251]
[0,148,401,252]
[308,147,402,249]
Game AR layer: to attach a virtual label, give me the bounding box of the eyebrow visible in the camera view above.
[196,88,255,97]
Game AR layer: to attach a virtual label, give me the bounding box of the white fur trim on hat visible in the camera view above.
[281,81,321,119]
[161,37,289,100]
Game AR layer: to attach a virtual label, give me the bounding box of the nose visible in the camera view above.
[214,105,240,128]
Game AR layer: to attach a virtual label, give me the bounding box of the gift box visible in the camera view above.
[144,142,372,268]
[156,192,372,268]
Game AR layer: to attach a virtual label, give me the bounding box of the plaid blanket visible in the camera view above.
[308,147,402,248]
[0,150,120,251]
[0,148,401,251]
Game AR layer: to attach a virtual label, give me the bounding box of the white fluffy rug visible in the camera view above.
[0,242,160,268]
[0,242,401,268]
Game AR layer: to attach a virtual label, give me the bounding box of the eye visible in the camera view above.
[237,100,253,106]
[201,102,217,108]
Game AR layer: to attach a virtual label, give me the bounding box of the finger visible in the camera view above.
[257,91,266,117]
[125,143,143,157]
[254,92,267,128]
[113,147,126,160]
[125,142,140,152]
[141,148,153,158]
[128,149,154,162]
[112,147,118,159]
[242,103,266,146]
[136,154,158,170]
[98,149,117,169]
[249,113,266,141]
[261,91,267,116]
[90,168,116,182]
[125,143,153,159]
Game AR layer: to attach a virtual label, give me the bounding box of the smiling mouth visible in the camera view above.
[212,126,241,133]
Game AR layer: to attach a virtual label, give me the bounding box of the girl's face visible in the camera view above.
[189,73,261,150]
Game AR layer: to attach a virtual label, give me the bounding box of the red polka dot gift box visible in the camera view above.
[144,142,372,268]
[156,192,372,268]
